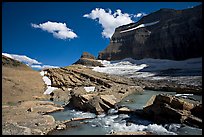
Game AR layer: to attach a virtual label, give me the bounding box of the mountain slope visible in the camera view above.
[2,55,46,105]
[98,5,202,61]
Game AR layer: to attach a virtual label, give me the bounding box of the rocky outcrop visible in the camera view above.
[44,64,140,90]
[43,65,143,114]
[98,5,202,61]
[67,86,143,114]
[142,94,202,128]
[133,78,202,95]
[74,52,103,67]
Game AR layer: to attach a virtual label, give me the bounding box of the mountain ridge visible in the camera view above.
[98,5,202,61]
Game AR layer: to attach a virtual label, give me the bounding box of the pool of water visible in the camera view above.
[117,90,176,110]
[49,90,202,135]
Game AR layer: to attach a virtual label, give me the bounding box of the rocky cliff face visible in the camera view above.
[98,5,202,61]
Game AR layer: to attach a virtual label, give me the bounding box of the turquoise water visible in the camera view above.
[49,90,202,135]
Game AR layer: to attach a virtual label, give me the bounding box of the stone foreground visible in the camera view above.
[142,94,202,128]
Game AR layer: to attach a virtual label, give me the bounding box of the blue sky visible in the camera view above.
[2,2,202,68]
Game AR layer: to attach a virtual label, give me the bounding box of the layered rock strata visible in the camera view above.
[98,5,202,61]
[142,94,202,128]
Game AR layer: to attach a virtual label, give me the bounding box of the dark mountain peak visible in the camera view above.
[73,52,103,67]
[98,5,202,61]
[81,52,95,59]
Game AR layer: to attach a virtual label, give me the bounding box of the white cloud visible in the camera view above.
[31,21,77,40]
[134,12,147,18]
[83,8,134,38]
[2,53,42,65]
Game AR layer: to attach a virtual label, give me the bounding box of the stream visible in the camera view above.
[48,90,202,135]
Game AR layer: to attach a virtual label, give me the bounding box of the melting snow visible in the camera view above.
[93,57,202,80]
[40,70,58,95]
[42,76,51,86]
[44,86,58,95]
[84,86,95,92]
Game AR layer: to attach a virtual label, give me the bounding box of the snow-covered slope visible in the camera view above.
[93,57,202,79]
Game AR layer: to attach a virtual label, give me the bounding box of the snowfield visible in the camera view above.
[93,57,202,80]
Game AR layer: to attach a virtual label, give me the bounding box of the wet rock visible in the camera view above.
[143,94,202,128]
[184,115,202,128]
[118,107,133,114]
[56,124,66,130]
[191,104,202,119]
[67,84,141,114]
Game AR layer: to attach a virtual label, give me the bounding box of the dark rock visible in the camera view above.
[143,94,202,128]
[184,115,202,128]
[98,5,202,61]
[74,52,103,67]
[74,58,103,67]
[27,107,33,112]
[80,52,95,59]
[191,104,202,119]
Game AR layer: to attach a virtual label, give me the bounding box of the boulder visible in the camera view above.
[67,84,142,114]
[143,94,202,128]
[118,107,133,114]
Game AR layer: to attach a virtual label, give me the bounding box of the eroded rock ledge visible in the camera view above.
[43,64,143,114]
[142,94,202,128]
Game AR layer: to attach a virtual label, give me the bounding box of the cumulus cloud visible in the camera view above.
[134,12,147,18]
[2,53,41,65]
[83,8,134,38]
[31,21,77,40]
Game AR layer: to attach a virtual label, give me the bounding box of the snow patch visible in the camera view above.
[42,76,51,86]
[44,86,58,95]
[175,94,194,97]
[120,21,159,33]
[84,86,95,92]
[40,70,58,95]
